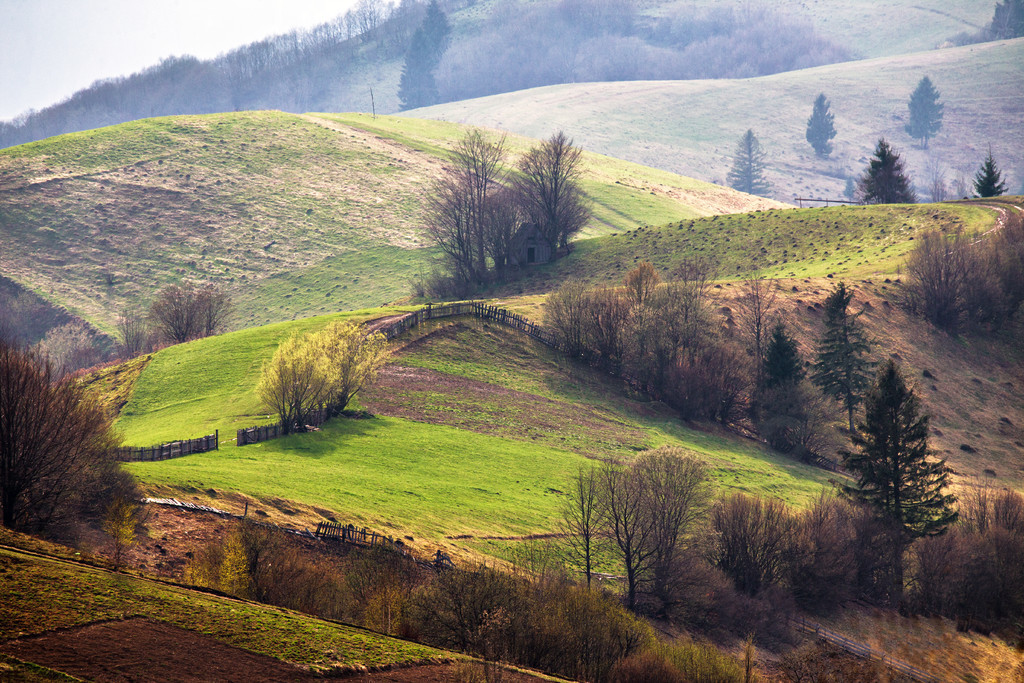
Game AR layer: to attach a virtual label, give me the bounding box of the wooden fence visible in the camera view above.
[375,301,561,350]
[314,520,455,569]
[791,615,939,682]
[117,431,218,462]
[236,409,327,446]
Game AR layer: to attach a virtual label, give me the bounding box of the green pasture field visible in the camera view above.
[118,310,832,557]
[494,202,997,294]
[0,544,448,672]
[0,110,774,335]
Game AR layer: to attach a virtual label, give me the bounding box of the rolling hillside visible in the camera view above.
[0,530,454,679]
[410,38,1024,203]
[108,305,832,563]
[0,111,782,335]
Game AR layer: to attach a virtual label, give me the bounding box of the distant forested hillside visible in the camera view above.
[6,0,992,149]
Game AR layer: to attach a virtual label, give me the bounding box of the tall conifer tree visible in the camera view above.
[727,129,770,196]
[812,282,873,432]
[841,360,957,598]
[905,76,943,149]
[805,93,837,158]
[857,139,916,204]
[398,1,451,110]
[973,146,1007,197]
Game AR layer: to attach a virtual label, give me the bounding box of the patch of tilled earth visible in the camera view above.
[361,364,646,459]
[0,618,315,682]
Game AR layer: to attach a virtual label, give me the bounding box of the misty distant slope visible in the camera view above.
[410,39,1024,202]
[0,111,778,332]
[1,0,996,149]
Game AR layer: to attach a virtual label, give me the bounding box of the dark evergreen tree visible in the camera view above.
[805,93,837,158]
[841,360,957,599]
[973,146,1007,197]
[857,139,916,204]
[904,76,943,149]
[398,0,451,111]
[762,321,804,389]
[812,282,873,432]
[990,0,1024,39]
[727,129,770,197]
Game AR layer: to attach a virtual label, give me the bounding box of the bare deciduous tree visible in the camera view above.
[735,275,778,389]
[116,307,150,358]
[425,129,508,288]
[562,465,602,587]
[149,282,231,344]
[598,448,711,613]
[0,342,121,531]
[516,131,591,252]
[710,493,792,596]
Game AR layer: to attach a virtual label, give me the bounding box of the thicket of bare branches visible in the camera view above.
[424,129,590,294]
[149,282,231,344]
[904,218,1024,333]
[0,341,132,532]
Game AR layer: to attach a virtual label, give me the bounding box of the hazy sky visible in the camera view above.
[0,0,359,120]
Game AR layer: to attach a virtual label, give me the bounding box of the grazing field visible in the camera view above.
[411,38,1024,204]
[0,111,781,335]
[115,311,832,559]
[491,201,998,295]
[0,541,450,675]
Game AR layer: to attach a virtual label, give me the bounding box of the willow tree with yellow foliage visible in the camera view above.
[257,321,389,434]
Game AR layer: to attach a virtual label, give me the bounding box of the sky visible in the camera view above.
[0,0,359,120]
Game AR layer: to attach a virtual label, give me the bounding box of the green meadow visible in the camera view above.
[118,310,833,557]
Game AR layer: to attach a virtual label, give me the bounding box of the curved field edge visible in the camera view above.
[0,545,450,672]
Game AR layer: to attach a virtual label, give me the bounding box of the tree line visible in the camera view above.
[2,1,853,149]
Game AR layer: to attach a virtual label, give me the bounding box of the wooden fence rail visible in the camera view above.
[236,409,327,446]
[791,615,939,682]
[117,431,218,462]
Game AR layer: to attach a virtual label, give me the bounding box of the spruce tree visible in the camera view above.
[973,146,1007,197]
[398,1,451,111]
[805,93,837,158]
[904,76,943,149]
[762,321,804,389]
[857,139,916,204]
[727,129,770,197]
[812,282,873,432]
[841,360,957,597]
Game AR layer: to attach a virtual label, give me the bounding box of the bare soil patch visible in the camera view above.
[0,618,316,682]
[360,364,646,459]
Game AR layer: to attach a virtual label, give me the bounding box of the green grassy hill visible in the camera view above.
[410,38,1024,204]
[0,531,451,678]
[0,111,783,335]
[111,307,831,563]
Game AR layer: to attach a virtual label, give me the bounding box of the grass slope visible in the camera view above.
[0,111,779,335]
[492,202,997,294]
[113,310,831,561]
[0,538,448,673]
[410,38,1024,204]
